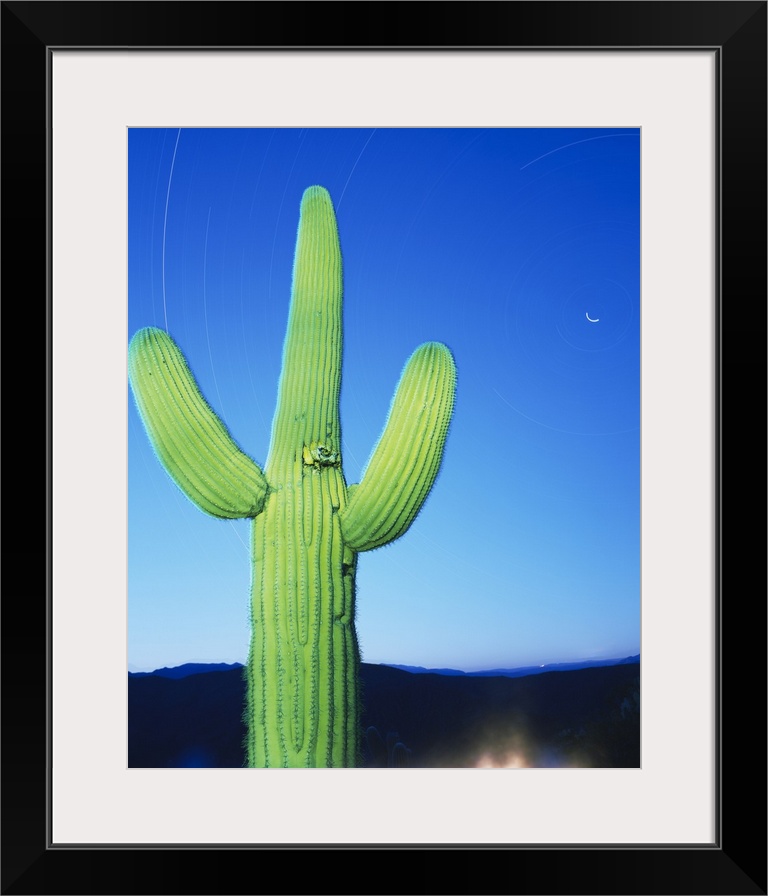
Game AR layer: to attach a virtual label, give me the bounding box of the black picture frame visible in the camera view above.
[4,2,765,894]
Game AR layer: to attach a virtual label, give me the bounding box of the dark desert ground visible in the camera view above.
[129,658,640,769]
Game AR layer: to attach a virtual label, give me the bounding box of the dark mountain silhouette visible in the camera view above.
[129,662,243,679]
[385,655,640,679]
[129,660,640,769]
[130,655,639,681]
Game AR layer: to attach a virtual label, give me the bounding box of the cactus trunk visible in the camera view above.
[248,186,358,767]
[129,185,456,767]
[247,475,359,767]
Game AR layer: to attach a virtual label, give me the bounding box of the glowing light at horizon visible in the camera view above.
[473,750,530,769]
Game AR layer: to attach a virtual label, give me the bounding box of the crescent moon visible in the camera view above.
[586,312,599,322]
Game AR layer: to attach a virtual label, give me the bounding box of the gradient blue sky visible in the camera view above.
[128,127,640,673]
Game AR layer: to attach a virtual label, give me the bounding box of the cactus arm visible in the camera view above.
[128,326,268,519]
[339,341,456,552]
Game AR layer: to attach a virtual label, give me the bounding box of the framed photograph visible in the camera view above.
[124,124,643,777]
[5,2,765,893]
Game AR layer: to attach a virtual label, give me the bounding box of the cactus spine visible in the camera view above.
[129,186,456,767]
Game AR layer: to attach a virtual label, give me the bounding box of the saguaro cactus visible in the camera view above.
[129,186,456,767]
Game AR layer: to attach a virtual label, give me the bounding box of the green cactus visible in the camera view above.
[128,186,456,767]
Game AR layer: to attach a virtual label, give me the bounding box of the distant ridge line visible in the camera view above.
[128,656,639,680]
[129,662,244,679]
[382,655,640,679]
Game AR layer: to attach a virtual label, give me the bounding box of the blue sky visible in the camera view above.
[128,127,640,673]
